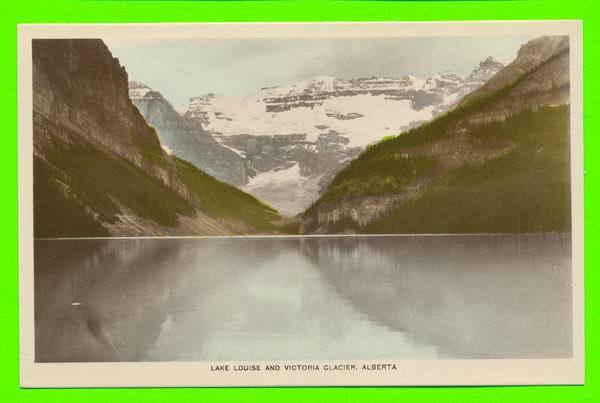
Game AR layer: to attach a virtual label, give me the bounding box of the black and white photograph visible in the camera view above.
[18,21,584,387]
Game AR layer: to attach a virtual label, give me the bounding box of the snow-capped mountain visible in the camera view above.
[466,56,505,85]
[185,57,504,147]
[130,56,503,215]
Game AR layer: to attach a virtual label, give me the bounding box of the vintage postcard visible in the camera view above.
[18,21,584,387]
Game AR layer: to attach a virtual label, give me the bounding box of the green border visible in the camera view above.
[2,0,597,401]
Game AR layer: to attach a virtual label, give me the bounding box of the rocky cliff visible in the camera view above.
[300,36,571,234]
[460,36,569,107]
[33,39,288,238]
[129,82,248,186]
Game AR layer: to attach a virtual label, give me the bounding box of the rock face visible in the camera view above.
[129,82,248,186]
[464,56,506,88]
[459,37,569,127]
[460,36,569,107]
[300,36,571,234]
[131,57,502,215]
[33,39,286,238]
[33,40,187,197]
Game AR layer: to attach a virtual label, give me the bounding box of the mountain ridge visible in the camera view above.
[186,55,505,123]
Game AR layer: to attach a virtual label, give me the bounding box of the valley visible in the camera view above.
[129,56,504,215]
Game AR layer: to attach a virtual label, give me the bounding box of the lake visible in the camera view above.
[34,234,572,362]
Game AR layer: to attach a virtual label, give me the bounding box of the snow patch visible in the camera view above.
[216,141,246,157]
[265,75,336,98]
[244,163,302,189]
[242,164,323,215]
[129,86,152,99]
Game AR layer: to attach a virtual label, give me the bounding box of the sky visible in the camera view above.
[105,35,535,111]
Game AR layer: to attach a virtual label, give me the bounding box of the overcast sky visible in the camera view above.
[105,36,535,111]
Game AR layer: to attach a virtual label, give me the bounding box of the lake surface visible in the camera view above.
[34,234,572,362]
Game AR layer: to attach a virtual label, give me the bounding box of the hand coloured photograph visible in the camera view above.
[18,21,584,387]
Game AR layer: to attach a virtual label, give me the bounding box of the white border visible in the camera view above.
[18,20,584,388]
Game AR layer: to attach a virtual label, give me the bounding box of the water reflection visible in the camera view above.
[301,235,572,359]
[34,235,571,362]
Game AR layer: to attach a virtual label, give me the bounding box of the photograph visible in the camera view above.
[18,21,584,387]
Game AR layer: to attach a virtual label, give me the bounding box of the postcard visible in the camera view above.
[18,20,584,387]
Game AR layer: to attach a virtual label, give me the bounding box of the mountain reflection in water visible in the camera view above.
[34,234,572,362]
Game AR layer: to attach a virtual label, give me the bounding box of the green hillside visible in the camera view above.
[34,140,290,238]
[303,103,570,234]
[365,106,570,233]
[34,140,193,238]
[175,159,293,233]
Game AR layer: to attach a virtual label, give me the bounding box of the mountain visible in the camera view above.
[186,57,505,143]
[130,57,503,215]
[128,82,248,186]
[460,37,568,107]
[300,36,570,234]
[464,56,506,88]
[33,39,290,238]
